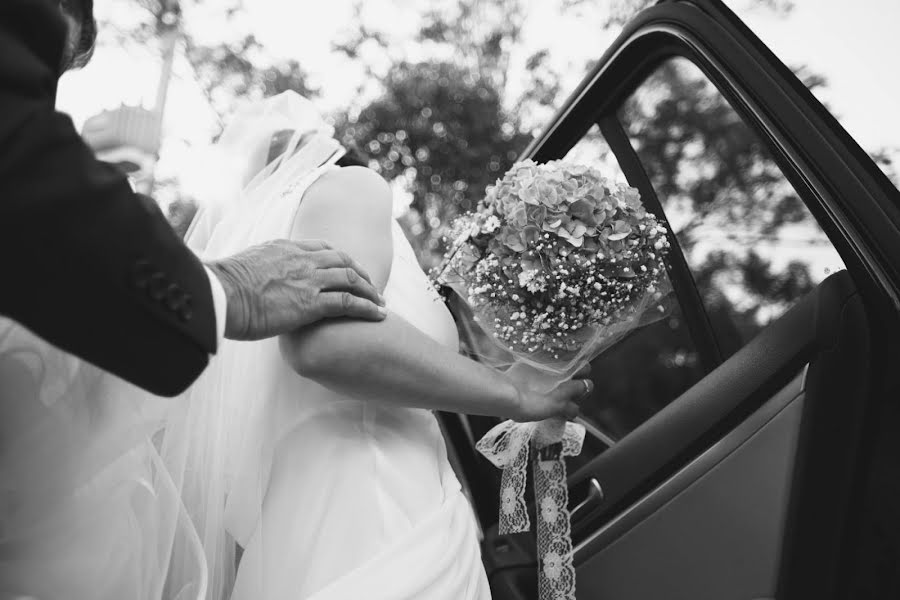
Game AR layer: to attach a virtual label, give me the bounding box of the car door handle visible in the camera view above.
[571,478,604,523]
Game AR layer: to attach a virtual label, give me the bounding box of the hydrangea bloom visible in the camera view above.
[437,159,670,364]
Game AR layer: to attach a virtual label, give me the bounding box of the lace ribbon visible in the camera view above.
[476,418,585,600]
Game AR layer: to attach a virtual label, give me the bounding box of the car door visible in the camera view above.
[436,1,900,599]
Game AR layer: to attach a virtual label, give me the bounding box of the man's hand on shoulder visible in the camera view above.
[206,238,387,341]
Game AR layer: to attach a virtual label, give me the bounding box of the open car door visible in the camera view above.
[437,1,900,598]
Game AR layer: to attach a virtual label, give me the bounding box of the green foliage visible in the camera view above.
[335,61,531,266]
[330,0,572,266]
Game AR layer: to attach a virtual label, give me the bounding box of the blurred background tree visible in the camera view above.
[329,0,561,266]
[333,61,531,264]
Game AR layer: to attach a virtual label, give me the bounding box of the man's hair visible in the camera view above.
[60,0,97,70]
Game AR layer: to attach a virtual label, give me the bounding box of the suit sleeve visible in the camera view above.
[0,0,217,396]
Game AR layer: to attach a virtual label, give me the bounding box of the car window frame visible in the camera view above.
[545,112,725,446]
[595,113,723,371]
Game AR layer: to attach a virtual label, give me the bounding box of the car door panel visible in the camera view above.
[575,373,803,600]
[566,272,859,539]
[571,275,872,600]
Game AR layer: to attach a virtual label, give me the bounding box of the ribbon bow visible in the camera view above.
[476,418,585,600]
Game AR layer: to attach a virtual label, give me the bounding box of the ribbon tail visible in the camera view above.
[533,440,578,600]
[476,420,538,535]
[497,442,530,535]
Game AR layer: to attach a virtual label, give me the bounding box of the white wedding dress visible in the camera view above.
[175,92,491,600]
[228,215,488,600]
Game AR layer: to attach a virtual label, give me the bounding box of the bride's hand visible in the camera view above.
[512,366,594,422]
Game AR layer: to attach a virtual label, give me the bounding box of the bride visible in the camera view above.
[170,91,593,600]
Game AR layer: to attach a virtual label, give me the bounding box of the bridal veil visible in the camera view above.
[164,91,345,600]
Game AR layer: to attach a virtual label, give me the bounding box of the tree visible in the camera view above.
[332,0,563,266]
[620,57,840,324]
[335,61,530,266]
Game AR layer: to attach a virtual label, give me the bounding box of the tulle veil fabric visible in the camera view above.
[0,301,206,599]
[162,91,346,600]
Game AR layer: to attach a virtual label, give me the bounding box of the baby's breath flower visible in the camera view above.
[482,215,501,233]
[434,159,670,360]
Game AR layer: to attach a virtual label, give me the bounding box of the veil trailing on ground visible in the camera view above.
[163,91,346,600]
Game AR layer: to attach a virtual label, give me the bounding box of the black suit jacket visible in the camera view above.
[0,0,217,396]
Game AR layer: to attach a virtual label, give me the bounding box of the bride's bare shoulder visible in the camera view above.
[302,166,392,216]
[290,165,394,288]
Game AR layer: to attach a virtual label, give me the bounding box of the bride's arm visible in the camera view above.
[279,166,591,421]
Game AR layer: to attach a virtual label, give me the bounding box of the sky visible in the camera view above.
[57,0,899,187]
[735,0,899,162]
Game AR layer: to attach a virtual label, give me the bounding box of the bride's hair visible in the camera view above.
[335,145,368,168]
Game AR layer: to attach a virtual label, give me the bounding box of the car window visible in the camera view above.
[560,125,707,452]
[562,123,629,183]
[565,56,847,458]
[618,56,846,360]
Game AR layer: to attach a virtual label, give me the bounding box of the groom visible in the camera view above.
[0,0,386,396]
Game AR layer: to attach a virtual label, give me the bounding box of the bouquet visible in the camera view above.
[437,159,670,386]
[434,159,670,600]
